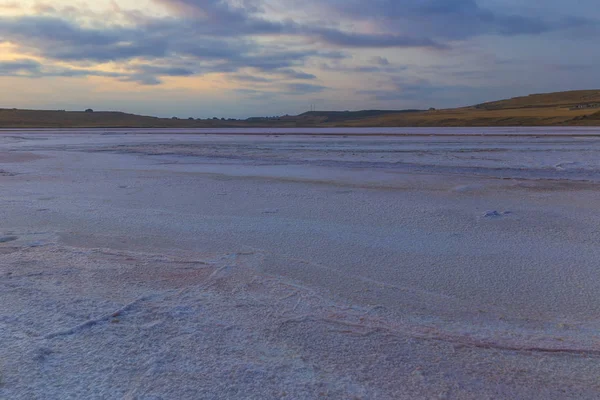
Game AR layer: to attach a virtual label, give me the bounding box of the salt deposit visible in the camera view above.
[1,130,600,399]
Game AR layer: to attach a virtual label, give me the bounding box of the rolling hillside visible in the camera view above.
[0,109,233,128]
[333,90,600,127]
[1,90,600,128]
[473,90,600,110]
[298,109,422,123]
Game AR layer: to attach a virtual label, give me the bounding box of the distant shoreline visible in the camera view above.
[2,89,600,128]
[1,127,600,137]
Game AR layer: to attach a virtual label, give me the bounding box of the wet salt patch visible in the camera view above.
[452,184,485,192]
[482,210,512,218]
[25,241,48,248]
[0,236,18,243]
[554,161,588,171]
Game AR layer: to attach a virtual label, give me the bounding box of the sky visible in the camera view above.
[0,0,599,118]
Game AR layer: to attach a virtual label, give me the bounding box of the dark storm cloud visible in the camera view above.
[133,64,196,77]
[320,61,408,75]
[0,0,596,96]
[284,83,327,95]
[119,74,164,85]
[0,58,198,85]
[231,69,315,84]
[232,74,274,83]
[278,69,316,80]
[356,77,445,101]
[236,81,329,96]
[151,0,446,49]
[0,14,328,85]
[0,58,127,80]
[0,59,42,75]
[0,11,357,88]
[356,76,488,105]
[307,27,446,49]
[309,0,592,40]
[152,0,443,48]
[0,16,166,62]
[0,16,122,46]
[372,57,390,66]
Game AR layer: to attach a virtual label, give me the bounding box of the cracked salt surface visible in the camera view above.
[2,130,600,399]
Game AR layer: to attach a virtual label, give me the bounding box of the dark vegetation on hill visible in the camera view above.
[1,90,600,128]
[473,90,600,110]
[0,109,227,128]
[298,109,422,123]
[582,110,600,120]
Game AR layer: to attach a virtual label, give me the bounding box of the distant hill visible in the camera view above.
[335,90,600,127]
[298,109,422,123]
[0,109,234,128]
[590,110,600,119]
[1,90,599,128]
[473,90,600,110]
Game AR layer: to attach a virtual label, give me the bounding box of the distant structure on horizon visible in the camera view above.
[570,103,600,110]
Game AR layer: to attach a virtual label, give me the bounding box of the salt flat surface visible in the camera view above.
[1,131,600,399]
[2,126,600,135]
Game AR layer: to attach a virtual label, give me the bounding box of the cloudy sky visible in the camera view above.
[0,0,598,118]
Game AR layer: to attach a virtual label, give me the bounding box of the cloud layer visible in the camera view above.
[0,0,598,116]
